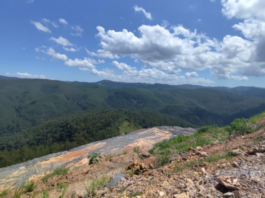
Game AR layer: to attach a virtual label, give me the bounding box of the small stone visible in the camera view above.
[140,153,151,158]
[200,152,208,157]
[231,149,243,156]
[201,168,207,175]
[196,146,203,151]
[223,192,234,197]
[149,163,154,169]
[158,191,165,196]
[232,162,239,168]
[140,163,147,170]
[173,193,189,198]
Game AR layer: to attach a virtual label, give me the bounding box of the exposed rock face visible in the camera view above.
[0,126,196,190]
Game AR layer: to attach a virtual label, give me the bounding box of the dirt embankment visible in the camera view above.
[0,126,196,191]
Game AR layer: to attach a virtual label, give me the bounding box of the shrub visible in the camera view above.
[229,118,253,135]
[88,153,102,165]
[197,125,218,134]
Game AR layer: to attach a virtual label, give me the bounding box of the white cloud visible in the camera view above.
[42,18,58,28]
[112,61,136,71]
[134,5,152,20]
[7,72,46,79]
[36,56,46,60]
[92,21,265,81]
[42,47,68,61]
[50,36,73,46]
[161,20,169,28]
[59,18,68,25]
[65,57,98,69]
[86,48,119,59]
[71,25,83,37]
[63,47,79,52]
[98,59,105,64]
[31,21,51,33]
[222,0,265,20]
[185,72,198,78]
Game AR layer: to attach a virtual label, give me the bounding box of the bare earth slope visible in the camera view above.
[0,126,196,191]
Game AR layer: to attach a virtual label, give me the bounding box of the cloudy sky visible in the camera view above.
[1,0,265,87]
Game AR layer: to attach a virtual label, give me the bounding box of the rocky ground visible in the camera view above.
[1,124,265,198]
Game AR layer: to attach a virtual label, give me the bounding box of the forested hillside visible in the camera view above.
[0,76,265,167]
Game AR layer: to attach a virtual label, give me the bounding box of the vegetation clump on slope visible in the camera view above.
[150,113,264,167]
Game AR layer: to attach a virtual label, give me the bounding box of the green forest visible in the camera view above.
[0,76,265,168]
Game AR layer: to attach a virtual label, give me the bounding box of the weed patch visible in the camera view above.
[0,190,8,198]
[86,176,110,195]
[42,168,69,182]
[133,147,139,153]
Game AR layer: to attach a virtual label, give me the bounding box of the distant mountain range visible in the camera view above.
[0,75,265,167]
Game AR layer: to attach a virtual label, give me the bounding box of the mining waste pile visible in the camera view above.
[0,126,196,190]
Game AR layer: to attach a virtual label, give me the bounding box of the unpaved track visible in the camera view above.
[0,126,196,190]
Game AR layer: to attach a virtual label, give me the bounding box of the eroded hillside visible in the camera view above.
[1,113,265,198]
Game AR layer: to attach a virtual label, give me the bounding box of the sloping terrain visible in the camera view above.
[0,126,196,191]
[1,113,265,198]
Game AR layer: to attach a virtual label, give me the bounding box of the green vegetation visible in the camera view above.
[122,151,128,155]
[0,190,8,198]
[253,136,264,142]
[119,121,139,135]
[58,184,68,198]
[227,118,254,135]
[1,78,265,168]
[41,191,49,198]
[127,192,142,197]
[56,181,68,192]
[85,176,110,195]
[88,153,102,164]
[23,181,37,193]
[151,112,265,166]
[249,111,265,124]
[133,147,140,153]
[42,168,69,182]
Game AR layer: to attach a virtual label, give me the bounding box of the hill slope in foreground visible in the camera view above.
[1,112,265,198]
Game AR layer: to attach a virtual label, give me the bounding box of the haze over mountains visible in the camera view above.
[0,75,265,167]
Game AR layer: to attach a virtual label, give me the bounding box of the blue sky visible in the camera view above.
[1,0,265,87]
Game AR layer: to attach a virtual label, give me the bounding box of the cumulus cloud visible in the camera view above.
[59,18,68,25]
[86,48,119,59]
[112,61,136,71]
[71,25,83,37]
[185,72,198,78]
[50,36,73,46]
[134,5,152,20]
[32,0,265,84]
[65,57,97,69]
[42,47,68,61]
[92,14,265,81]
[31,21,51,33]
[222,0,265,20]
